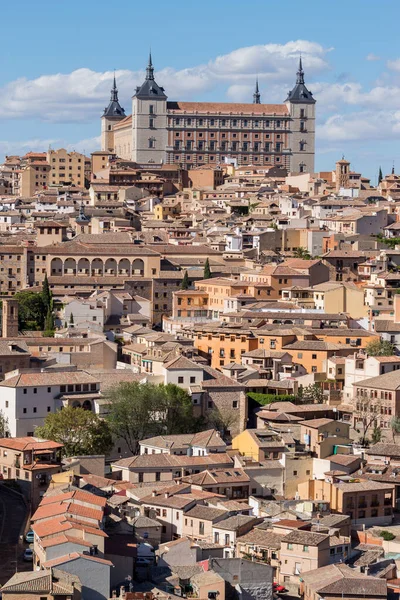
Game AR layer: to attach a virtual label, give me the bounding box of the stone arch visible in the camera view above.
[82,399,92,411]
[71,400,81,408]
[51,257,63,276]
[64,257,77,275]
[77,258,90,275]
[105,258,118,275]
[91,258,104,276]
[132,258,145,275]
[118,259,131,276]
[284,319,294,325]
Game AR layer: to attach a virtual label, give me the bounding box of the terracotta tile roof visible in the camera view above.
[301,563,386,596]
[181,468,250,486]
[43,551,113,568]
[283,530,329,545]
[0,371,98,388]
[32,501,103,523]
[41,489,106,508]
[0,437,63,451]
[140,429,226,451]
[366,442,400,456]
[167,101,289,115]
[113,452,232,470]
[237,529,283,548]
[40,533,92,549]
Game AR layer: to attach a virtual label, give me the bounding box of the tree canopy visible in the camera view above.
[35,406,114,457]
[365,339,395,357]
[15,276,55,332]
[107,382,198,454]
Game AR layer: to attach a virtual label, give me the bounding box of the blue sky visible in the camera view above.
[1,0,399,180]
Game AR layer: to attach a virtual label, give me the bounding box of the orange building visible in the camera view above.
[193,325,258,370]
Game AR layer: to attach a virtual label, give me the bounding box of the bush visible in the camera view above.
[247,393,296,406]
[379,530,395,541]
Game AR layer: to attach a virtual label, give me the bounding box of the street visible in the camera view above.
[0,484,31,586]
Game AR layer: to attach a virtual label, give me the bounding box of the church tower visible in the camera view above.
[285,58,316,174]
[253,78,261,104]
[2,299,18,338]
[101,73,126,153]
[131,53,168,164]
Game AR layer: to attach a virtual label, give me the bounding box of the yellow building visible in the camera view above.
[47,148,86,187]
[232,429,286,461]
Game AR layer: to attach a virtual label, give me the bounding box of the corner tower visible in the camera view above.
[101,73,126,153]
[285,57,316,174]
[131,53,168,164]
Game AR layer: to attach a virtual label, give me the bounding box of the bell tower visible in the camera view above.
[285,57,316,174]
[101,72,126,153]
[132,53,168,164]
[2,299,19,338]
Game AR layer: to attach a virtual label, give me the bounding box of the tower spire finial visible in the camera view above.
[110,70,118,102]
[392,161,395,175]
[296,54,305,85]
[253,77,261,104]
[146,50,154,80]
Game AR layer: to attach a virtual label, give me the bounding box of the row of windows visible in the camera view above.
[173,142,283,152]
[172,117,289,128]
[175,132,283,140]
[173,155,283,164]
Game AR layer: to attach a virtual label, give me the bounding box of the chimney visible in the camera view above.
[120,586,126,599]
[112,591,117,599]
[164,492,170,498]
[152,490,157,497]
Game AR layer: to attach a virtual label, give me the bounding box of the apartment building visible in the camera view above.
[0,437,63,509]
[47,148,87,187]
[298,479,394,526]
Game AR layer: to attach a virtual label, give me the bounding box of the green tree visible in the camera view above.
[36,406,114,457]
[181,271,189,290]
[69,313,74,324]
[206,408,239,439]
[204,258,211,279]
[161,384,194,435]
[42,274,52,312]
[43,308,55,337]
[365,339,395,357]
[390,416,400,441]
[297,383,324,404]
[293,247,312,260]
[371,425,382,444]
[378,166,383,184]
[14,291,47,330]
[107,382,197,454]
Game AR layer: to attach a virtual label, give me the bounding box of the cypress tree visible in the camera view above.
[181,271,189,290]
[378,167,383,184]
[42,274,51,310]
[69,313,74,324]
[204,258,211,280]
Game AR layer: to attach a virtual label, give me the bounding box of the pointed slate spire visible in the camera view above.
[285,55,315,104]
[102,71,126,118]
[253,78,261,104]
[296,55,305,85]
[392,162,395,175]
[146,50,154,80]
[111,70,118,102]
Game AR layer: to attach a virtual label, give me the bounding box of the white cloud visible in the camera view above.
[387,58,400,72]
[318,110,400,142]
[0,40,331,123]
[366,53,381,61]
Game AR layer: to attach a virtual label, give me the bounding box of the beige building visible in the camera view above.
[279,530,331,585]
[19,152,51,196]
[47,148,86,187]
[103,55,316,173]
